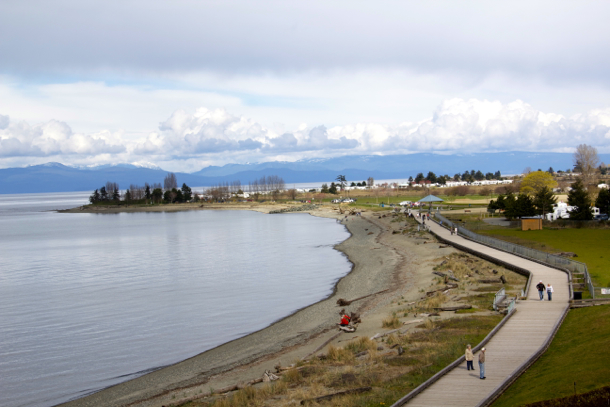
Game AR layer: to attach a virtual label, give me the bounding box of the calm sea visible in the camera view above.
[0,192,351,407]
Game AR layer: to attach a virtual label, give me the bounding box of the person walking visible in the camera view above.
[547,283,554,301]
[478,347,486,379]
[536,280,545,300]
[465,344,474,371]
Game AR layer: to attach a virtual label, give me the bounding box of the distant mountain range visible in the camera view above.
[1,152,608,194]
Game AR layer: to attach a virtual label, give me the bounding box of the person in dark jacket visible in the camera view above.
[478,348,486,379]
[536,280,545,300]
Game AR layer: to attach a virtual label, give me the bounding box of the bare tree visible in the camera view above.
[163,172,178,190]
[367,177,374,188]
[287,189,297,200]
[573,144,599,186]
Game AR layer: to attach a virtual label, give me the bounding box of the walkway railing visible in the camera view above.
[493,287,506,311]
[507,297,516,314]
[434,212,595,299]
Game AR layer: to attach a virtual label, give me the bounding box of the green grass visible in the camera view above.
[479,228,610,287]
[492,305,610,407]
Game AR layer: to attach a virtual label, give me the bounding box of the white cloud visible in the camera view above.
[1,99,609,169]
[0,117,124,158]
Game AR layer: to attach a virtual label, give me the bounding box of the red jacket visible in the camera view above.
[340,315,351,326]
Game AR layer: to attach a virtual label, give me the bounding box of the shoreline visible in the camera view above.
[60,204,407,407]
[58,203,511,407]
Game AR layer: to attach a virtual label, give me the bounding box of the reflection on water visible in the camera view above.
[0,193,351,407]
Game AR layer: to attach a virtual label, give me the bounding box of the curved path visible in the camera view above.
[394,216,570,407]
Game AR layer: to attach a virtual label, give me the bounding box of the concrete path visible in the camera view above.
[398,216,569,407]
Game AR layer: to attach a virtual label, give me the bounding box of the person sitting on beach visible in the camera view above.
[339,314,351,326]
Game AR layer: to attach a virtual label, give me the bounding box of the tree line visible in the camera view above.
[412,170,502,184]
[489,177,610,220]
[89,172,197,204]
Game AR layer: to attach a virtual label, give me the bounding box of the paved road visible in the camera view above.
[400,216,569,407]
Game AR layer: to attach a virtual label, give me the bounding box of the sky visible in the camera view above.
[1,1,609,172]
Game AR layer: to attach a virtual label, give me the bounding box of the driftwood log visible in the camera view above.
[432,271,460,282]
[301,387,373,405]
[426,284,458,296]
[336,289,389,306]
[478,275,507,284]
[434,305,472,311]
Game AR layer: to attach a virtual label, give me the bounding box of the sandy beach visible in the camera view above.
[58,203,516,407]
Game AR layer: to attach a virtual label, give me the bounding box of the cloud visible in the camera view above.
[134,108,359,157]
[329,99,610,155]
[2,99,610,168]
[0,114,9,129]
[1,1,609,91]
[0,118,125,158]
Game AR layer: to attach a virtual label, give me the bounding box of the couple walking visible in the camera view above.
[465,345,486,379]
[536,280,554,300]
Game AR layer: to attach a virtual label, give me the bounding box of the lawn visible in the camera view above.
[479,228,610,288]
[492,305,610,407]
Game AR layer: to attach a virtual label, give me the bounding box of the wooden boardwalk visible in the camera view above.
[395,216,569,407]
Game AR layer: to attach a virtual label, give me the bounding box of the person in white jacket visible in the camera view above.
[547,283,554,301]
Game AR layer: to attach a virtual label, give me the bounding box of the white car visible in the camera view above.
[399,201,412,206]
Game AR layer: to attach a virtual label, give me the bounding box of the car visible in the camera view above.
[594,213,609,221]
[399,201,412,206]
[331,199,342,203]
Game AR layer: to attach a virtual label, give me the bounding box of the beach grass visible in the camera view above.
[491,305,610,407]
[180,315,502,407]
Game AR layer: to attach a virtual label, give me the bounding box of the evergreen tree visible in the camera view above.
[414,173,425,183]
[328,182,338,194]
[112,187,120,201]
[503,193,518,219]
[475,170,485,181]
[89,189,100,204]
[152,188,163,203]
[175,188,184,203]
[321,183,329,193]
[145,185,151,200]
[514,194,536,218]
[567,178,593,220]
[595,187,610,215]
[408,176,414,182]
[124,190,132,202]
[100,186,107,201]
[533,186,557,217]
[181,183,192,202]
[425,171,437,183]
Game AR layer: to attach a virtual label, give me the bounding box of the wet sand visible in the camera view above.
[59,205,454,407]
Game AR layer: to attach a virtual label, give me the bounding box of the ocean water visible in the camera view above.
[0,193,351,407]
